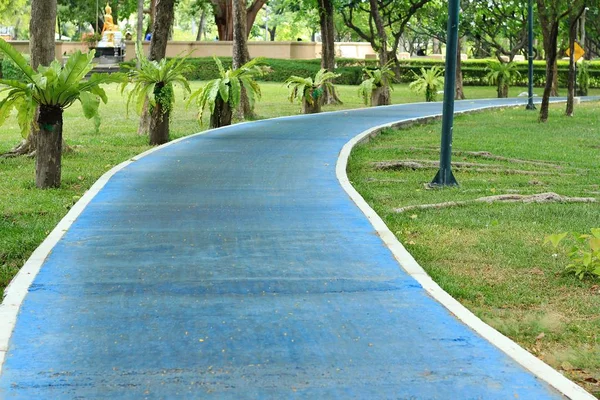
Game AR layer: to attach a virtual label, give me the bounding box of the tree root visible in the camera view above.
[373,160,566,176]
[375,147,567,169]
[393,192,597,213]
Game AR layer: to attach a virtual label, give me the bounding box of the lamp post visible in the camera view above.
[526,0,536,110]
[96,0,99,33]
[430,0,460,187]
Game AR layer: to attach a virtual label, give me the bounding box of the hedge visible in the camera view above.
[119,57,600,88]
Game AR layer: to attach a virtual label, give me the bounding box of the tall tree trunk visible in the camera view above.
[36,106,63,189]
[368,0,390,106]
[233,0,253,119]
[148,99,170,145]
[3,0,57,158]
[566,15,577,116]
[139,0,176,139]
[539,25,559,122]
[212,0,267,41]
[318,0,340,105]
[196,9,207,41]
[455,37,465,100]
[137,0,144,46]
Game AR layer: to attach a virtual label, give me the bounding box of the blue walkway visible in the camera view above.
[1,99,568,398]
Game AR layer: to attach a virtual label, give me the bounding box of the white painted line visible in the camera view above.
[335,103,596,400]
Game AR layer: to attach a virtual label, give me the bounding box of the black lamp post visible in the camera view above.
[526,0,536,110]
[430,0,460,187]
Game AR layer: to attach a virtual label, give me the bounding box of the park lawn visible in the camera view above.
[347,101,600,397]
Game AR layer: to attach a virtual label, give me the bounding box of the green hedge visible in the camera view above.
[120,56,600,88]
[0,55,29,81]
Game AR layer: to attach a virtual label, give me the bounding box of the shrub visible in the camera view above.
[544,229,600,280]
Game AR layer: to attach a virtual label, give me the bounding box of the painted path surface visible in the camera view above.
[0,99,575,398]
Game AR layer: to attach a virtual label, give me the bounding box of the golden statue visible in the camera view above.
[101,3,116,34]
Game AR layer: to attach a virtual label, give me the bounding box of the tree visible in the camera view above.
[232,0,253,118]
[340,0,432,73]
[137,0,177,135]
[210,0,267,40]
[2,0,56,158]
[536,0,569,122]
[0,42,120,188]
[366,0,391,105]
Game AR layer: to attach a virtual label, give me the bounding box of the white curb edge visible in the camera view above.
[335,104,596,400]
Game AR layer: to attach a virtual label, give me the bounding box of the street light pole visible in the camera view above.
[430,0,460,187]
[96,0,99,34]
[526,0,536,110]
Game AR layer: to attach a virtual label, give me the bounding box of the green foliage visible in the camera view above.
[122,44,192,120]
[577,61,590,96]
[1,54,28,81]
[188,56,269,124]
[119,57,600,89]
[357,62,395,105]
[408,67,444,102]
[285,68,341,105]
[545,229,600,280]
[0,38,122,137]
[486,62,521,97]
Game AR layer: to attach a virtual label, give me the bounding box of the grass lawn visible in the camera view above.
[347,101,600,396]
[1,80,599,394]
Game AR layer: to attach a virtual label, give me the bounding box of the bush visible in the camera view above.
[119,56,600,88]
[1,54,29,80]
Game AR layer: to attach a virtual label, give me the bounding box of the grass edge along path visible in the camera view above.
[347,101,600,397]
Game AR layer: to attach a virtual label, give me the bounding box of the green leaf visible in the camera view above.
[543,232,568,249]
[14,95,35,138]
[79,91,101,119]
[590,228,600,239]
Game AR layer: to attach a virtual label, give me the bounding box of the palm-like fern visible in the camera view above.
[357,62,395,106]
[408,67,445,102]
[486,61,520,98]
[189,56,268,128]
[0,38,122,188]
[285,69,341,111]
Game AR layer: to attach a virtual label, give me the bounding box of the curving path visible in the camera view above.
[0,98,593,399]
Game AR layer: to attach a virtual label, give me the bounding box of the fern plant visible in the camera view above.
[486,61,520,98]
[285,69,340,114]
[409,67,444,102]
[357,62,395,106]
[189,56,268,128]
[0,38,122,188]
[122,44,192,145]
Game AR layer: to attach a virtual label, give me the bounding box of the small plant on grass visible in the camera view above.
[285,69,341,114]
[122,45,191,145]
[544,229,600,280]
[0,39,122,189]
[408,67,444,102]
[358,62,395,106]
[189,56,268,128]
[486,61,520,98]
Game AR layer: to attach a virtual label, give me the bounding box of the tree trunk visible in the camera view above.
[36,106,63,189]
[302,97,322,114]
[319,0,340,105]
[139,0,176,136]
[210,97,232,128]
[196,9,207,41]
[149,102,170,145]
[137,0,144,47]
[455,37,465,100]
[3,0,57,158]
[551,60,559,97]
[566,16,577,116]
[232,0,252,119]
[371,86,390,106]
[212,0,267,41]
[368,0,391,106]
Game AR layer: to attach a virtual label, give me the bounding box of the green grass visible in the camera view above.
[347,102,600,396]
